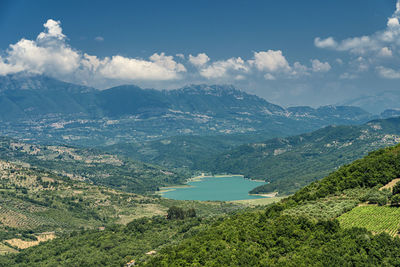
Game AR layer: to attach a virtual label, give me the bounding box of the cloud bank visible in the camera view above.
[0,19,187,84]
[0,19,331,88]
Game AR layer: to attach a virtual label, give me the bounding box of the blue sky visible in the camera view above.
[0,0,399,107]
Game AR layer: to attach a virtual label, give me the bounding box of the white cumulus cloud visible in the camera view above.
[199,57,248,79]
[376,66,400,79]
[188,53,210,67]
[1,20,80,77]
[314,37,337,49]
[311,59,331,72]
[250,50,290,72]
[7,38,81,76]
[37,19,66,41]
[292,62,310,76]
[0,19,186,84]
[99,54,185,81]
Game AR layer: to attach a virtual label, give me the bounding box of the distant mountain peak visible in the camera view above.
[176,84,243,95]
[0,74,95,93]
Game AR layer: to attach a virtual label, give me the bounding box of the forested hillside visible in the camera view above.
[198,117,400,195]
[3,144,400,265]
[102,133,274,169]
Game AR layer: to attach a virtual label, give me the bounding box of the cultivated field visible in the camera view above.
[338,205,400,236]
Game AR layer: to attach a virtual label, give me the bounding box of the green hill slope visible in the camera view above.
[3,144,400,266]
[102,132,276,169]
[0,158,243,257]
[0,137,190,194]
[0,159,158,238]
[141,144,400,266]
[198,117,400,195]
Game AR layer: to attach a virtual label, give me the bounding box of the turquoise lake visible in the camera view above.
[161,175,267,201]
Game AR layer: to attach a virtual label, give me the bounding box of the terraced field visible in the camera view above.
[338,206,400,236]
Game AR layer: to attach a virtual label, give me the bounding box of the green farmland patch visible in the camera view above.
[338,205,400,236]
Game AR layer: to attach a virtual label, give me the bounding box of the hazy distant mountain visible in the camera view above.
[164,84,286,115]
[0,75,98,120]
[286,105,373,125]
[342,90,400,114]
[381,108,400,118]
[0,74,376,145]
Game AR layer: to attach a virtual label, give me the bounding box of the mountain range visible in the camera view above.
[0,74,384,146]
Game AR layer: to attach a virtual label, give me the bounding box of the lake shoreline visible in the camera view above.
[249,192,278,198]
[157,184,192,194]
[187,174,245,182]
[159,174,269,201]
[157,174,261,194]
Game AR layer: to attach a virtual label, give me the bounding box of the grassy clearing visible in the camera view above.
[338,205,400,236]
[5,232,56,250]
[116,204,167,224]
